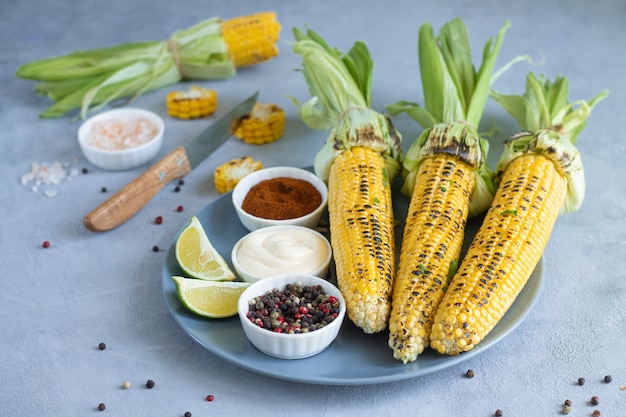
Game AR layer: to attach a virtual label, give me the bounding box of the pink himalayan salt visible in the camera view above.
[87,117,158,151]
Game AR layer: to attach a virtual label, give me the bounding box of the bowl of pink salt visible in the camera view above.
[78,108,164,171]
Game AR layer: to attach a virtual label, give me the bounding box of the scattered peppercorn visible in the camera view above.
[592,410,601,417]
[146,379,155,389]
[184,412,192,417]
[178,179,185,186]
[495,410,503,417]
[155,216,163,225]
[174,186,181,192]
[591,395,599,405]
[98,342,106,350]
[177,205,184,212]
[152,245,159,252]
[621,385,626,391]
[122,381,131,389]
[98,403,106,411]
[604,375,612,383]
[206,394,214,402]
[101,187,107,193]
[561,404,570,415]
[42,240,50,249]
[466,369,475,378]
[82,167,89,174]
[564,399,571,406]
[578,377,586,386]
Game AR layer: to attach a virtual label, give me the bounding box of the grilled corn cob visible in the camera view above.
[166,86,217,119]
[214,156,263,194]
[385,18,509,363]
[429,73,607,355]
[291,27,403,333]
[222,12,281,68]
[329,146,396,333]
[233,102,286,144]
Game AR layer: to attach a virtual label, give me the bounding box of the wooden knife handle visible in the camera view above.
[83,147,192,232]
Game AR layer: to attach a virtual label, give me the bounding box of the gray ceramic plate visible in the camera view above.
[162,174,543,385]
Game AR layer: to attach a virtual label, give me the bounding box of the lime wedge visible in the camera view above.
[172,276,250,318]
[175,216,236,281]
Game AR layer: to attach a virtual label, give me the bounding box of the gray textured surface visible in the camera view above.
[1,0,624,415]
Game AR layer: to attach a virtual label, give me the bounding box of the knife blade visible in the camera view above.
[83,91,259,232]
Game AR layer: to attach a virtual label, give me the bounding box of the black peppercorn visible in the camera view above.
[152,245,159,252]
[98,403,106,411]
[578,377,585,386]
[184,412,192,417]
[591,395,599,406]
[101,186,107,193]
[466,369,475,378]
[98,342,106,350]
[564,399,571,406]
[174,186,181,192]
[178,179,185,186]
[604,375,612,383]
[146,379,155,389]
[495,410,503,417]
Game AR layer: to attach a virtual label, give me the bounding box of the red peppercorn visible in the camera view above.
[42,240,50,249]
[206,394,215,402]
[177,205,184,212]
[155,216,163,225]
[299,306,308,314]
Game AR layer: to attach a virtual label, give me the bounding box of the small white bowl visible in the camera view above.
[237,274,345,359]
[78,108,164,171]
[232,166,328,232]
[231,225,332,283]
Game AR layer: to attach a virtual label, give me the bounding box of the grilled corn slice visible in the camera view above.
[166,86,217,119]
[214,156,263,194]
[221,12,281,68]
[234,102,286,145]
[429,73,607,355]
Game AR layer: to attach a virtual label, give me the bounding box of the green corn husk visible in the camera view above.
[386,17,514,217]
[491,72,608,213]
[16,17,236,119]
[289,26,403,183]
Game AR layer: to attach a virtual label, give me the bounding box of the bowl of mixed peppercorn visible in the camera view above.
[237,274,346,359]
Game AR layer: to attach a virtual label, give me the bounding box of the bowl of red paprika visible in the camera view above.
[232,166,328,232]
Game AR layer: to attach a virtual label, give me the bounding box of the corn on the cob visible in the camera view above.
[17,13,281,119]
[429,73,607,355]
[385,18,509,363]
[221,12,281,68]
[233,102,286,145]
[214,156,263,194]
[166,86,217,119]
[291,27,404,334]
[328,146,396,333]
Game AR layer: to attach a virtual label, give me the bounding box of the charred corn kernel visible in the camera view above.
[388,154,474,363]
[430,154,567,355]
[167,86,217,119]
[328,146,396,334]
[214,156,263,194]
[234,102,285,145]
[221,12,281,68]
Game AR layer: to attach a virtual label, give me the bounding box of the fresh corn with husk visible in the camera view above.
[214,156,263,194]
[16,12,281,119]
[166,86,218,119]
[429,73,607,355]
[233,102,286,144]
[384,18,510,363]
[290,27,403,334]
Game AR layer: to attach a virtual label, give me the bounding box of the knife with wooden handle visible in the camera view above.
[83,91,259,232]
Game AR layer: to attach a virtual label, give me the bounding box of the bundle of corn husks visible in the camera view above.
[16,12,281,119]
